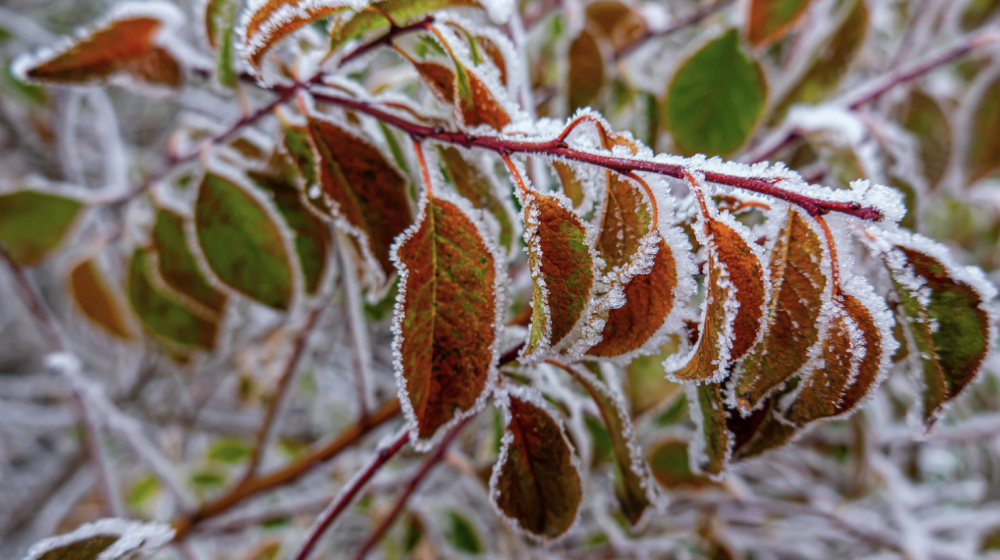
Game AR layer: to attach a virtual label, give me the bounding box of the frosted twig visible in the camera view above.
[335,230,375,421]
[349,415,473,560]
[241,306,324,484]
[288,428,410,560]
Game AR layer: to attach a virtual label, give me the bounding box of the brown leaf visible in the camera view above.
[413,61,458,105]
[966,72,1000,184]
[553,161,589,209]
[735,207,829,413]
[746,0,813,47]
[490,389,583,540]
[16,4,184,88]
[567,28,606,113]
[307,111,412,288]
[667,208,769,383]
[240,0,355,72]
[68,257,135,340]
[393,190,502,445]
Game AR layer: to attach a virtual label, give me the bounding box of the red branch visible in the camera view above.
[308,91,882,220]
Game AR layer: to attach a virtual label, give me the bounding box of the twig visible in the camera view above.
[614,0,736,61]
[0,243,62,351]
[306,90,883,220]
[241,306,324,484]
[335,230,375,421]
[349,416,473,560]
[289,429,410,560]
[338,16,435,67]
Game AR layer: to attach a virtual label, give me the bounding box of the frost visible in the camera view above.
[23,518,174,560]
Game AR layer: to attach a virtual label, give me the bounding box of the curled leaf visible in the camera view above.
[392,187,503,446]
[875,230,997,425]
[563,365,655,525]
[239,0,363,72]
[735,206,829,414]
[68,257,135,340]
[194,170,296,310]
[519,189,597,361]
[13,2,185,88]
[307,110,412,288]
[0,189,84,266]
[666,199,769,383]
[490,388,583,540]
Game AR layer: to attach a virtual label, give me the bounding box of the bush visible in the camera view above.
[1,0,999,558]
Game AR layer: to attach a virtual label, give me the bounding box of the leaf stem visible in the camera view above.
[349,415,473,560]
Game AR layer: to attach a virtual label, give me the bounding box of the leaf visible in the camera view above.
[475,32,509,86]
[746,0,812,46]
[208,438,252,463]
[437,145,515,254]
[204,0,239,87]
[597,173,651,271]
[665,29,767,157]
[688,383,732,476]
[490,389,583,540]
[194,171,295,310]
[666,206,769,383]
[564,365,655,525]
[413,60,458,104]
[519,190,596,360]
[445,510,483,554]
[901,90,952,189]
[553,161,589,209]
[392,189,502,445]
[248,171,331,295]
[966,72,1000,184]
[307,112,412,287]
[584,0,647,51]
[771,0,868,121]
[127,475,161,506]
[0,190,84,266]
[239,0,359,72]
[626,338,684,417]
[728,395,797,461]
[329,0,482,51]
[453,57,511,130]
[784,286,889,425]
[68,258,135,340]
[152,208,227,314]
[567,28,605,113]
[128,249,218,350]
[878,231,997,425]
[647,439,711,488]
[24,519,175,560]
[734,207,829,413]
[962,0,1000,30]
[13,2,185,88]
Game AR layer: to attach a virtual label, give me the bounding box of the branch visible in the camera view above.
[289,429,410,560]
[338,16,435,66]
[0,243,62,351]
[241,306,324,484]
[614,0,736,61]
[349,416,473,560]
[306,90,883,220]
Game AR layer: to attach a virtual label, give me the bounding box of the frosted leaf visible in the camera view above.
[23,519,175,560]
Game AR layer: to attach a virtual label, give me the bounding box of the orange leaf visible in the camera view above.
[240,0,361,73]
[15,2,185,88]
[393,189,503,446]
[68,257,135,340]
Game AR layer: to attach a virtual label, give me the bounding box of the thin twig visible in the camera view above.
[349,416,473,560]
[335,230,375,422]
[0,244,62,351]
[289,429,410,560]
[241,306,324,484]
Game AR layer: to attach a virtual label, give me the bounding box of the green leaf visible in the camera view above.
[879,231,996,425]
[207,438,252,463]
[248,171,331,295]
[445,510,483,554]
[393,190,501,444]
[747,0,812,46]
[0,190,83,266]
[437,145,515,254]
[690,383,732,476]
[189,470,226,487]
[329,0,483,51]
[26,519,174,560]
[128,249,218,350]
[152,208,227,314]
[961,0,1000,30]
[901,89,952,189]
[647,439,711,488]
[194,171,295,310]
[967,73,1000,184]
[490,390,583,540]
[210,0,239,88]
[665,29,767,156]
[564,365,655,525]
[771,0,868,122]
[127,475,161,506]
[626,337,683,417]
[36,537,118,560]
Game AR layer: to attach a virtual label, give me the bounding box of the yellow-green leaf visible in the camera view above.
[0,190,84,266]
[152,208,227,314]
[128,249,218,350]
